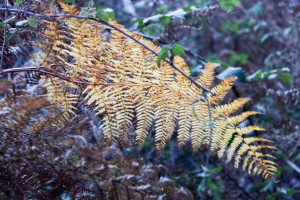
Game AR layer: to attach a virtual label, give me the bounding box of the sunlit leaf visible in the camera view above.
[171,44,185,57]
[156,46,169,67]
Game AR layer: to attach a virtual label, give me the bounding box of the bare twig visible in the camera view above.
[0,7,213,94]
[199,151,255,200]
[1,67,156,87]
[285,159,300,175]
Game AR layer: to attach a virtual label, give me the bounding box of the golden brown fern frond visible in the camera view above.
[191,101,210,152]
[197,63,215,89]
[177,103,193,147]
[58,1,80,15]
[32,6,277,179]
[227,111,259,125]
[208,77,236,105]
[214,97,250,116]
[43,77,79,126]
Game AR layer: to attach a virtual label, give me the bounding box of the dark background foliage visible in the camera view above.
[0,0,299,199]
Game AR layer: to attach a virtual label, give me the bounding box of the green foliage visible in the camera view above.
[219,0,240,11]
[247,68,292,84]
[27,17,37,27]
[15,17,37,27]
[62,0,75,4]
[171,43,185,57]
[156,46,169,67]
[96,8,115,22]
[228,53,248,66]
[0,16,15,28]
[16,0,22,7]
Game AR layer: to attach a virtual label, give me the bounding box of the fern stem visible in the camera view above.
[1,67,156,87]
[205,98,213,168]
[199,97,213,198]
[0,7,214,94]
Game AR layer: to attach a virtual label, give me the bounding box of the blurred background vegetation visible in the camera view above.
[1,0,299,199]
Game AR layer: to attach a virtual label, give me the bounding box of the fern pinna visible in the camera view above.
[31,2,277,179]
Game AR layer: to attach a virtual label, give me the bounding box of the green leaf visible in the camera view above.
[205,55,222,64]
[266,194,278,200]
[63,0,75,4]
[156,46,169,67]
[27,17,37,27]
[130,18,145,28]
[228,53,248,65]
[220,0,241,11]
[171,44,185,57]
[247,70,262,82]
[286,189,296,197]
[0,16,16,28]
[211,167,223,173]
[221,20,240,34]
[206,178,222,200]
[183,5,193,12]
[16,0,22,7]
[15,17,37,27]
[96,8,115,23]
[158,16,172,25]
[278,72,292,84]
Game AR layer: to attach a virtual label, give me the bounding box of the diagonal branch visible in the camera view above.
[0,7,213,94]
[1,67,156,87]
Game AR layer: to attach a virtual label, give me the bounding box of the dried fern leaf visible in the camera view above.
[208,77,237,105]
[31,5,278,179]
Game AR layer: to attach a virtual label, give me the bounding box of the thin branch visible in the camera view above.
[0,0,8,76]
[1,67,157,87]
[0,7,213,94]
[285,159,300,175]
[199,151,255,200]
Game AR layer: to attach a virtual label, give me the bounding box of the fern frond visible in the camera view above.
[43,77,79,125]
[154,93,178,150]
[191,101,209,152]
[135,94,154,144]
[31,5,278,179]
[226,135,243,163]
[210,119,227,151]
[177,103,193,147]
[214,98,250,116]
[236,126,266,135]
[58,1,80,15]
[208,77,237,105]
[244,137,272,144]
[196,63,215,89]
[227,111,259,125]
